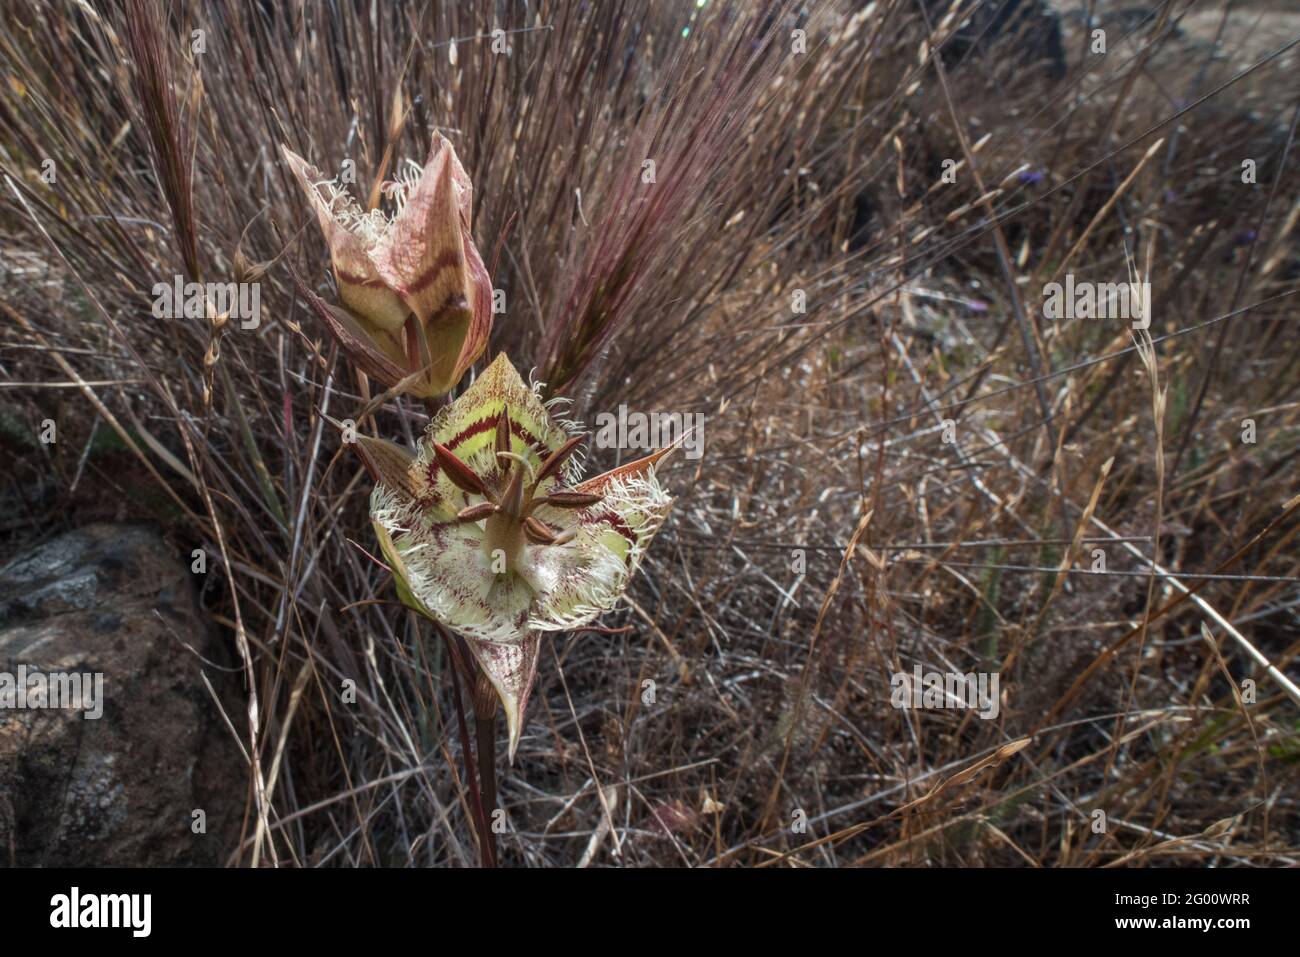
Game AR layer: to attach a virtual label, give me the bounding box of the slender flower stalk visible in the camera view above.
[356,354,678,759]
[283,134,492,397]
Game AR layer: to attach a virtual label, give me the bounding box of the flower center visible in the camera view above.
[483,511,525,572]
[430,407,605,571]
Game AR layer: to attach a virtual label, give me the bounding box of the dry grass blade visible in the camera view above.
[2,0,1297,869]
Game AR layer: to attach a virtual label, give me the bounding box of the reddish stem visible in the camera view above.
[440,625,497,867]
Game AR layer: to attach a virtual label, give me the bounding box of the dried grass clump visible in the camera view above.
[1,0,1297,866]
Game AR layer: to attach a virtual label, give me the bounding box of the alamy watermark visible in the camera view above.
[593,404,704,460]
[50,887,150,937]
[152,275,261,329]
[1043,274,1150,329]
[0,665,104,719]
[890,665,1000,719]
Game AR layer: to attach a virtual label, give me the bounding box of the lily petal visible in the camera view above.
[372,485,539,645]
[291,279,408,388]
[528,468,671,630]
[410,354,576,517]
[281,145,410,332]
[374,514,536,762]
[371,518,438,620]
[374,135,491,394]
[368,355,680,764]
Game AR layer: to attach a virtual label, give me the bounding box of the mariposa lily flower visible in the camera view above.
[356,354,677,759]
[282,134,492,397]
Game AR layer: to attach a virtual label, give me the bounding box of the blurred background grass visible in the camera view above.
[1,0,1297,866]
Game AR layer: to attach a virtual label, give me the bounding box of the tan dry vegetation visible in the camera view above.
[1,0,1298,866]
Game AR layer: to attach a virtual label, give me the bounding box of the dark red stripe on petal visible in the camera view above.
[426,293,471,328]
[401,249,464,295]
[342,249,465,297]
[444,415,555,461]
[335,269,388,288]
[584,510,639,562]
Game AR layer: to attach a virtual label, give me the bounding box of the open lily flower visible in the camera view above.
[358,355,676,759]
[283,133,492,397]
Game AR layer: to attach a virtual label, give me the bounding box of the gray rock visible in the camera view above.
[0,524,241,866]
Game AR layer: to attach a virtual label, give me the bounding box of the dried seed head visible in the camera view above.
[233,247,269,285]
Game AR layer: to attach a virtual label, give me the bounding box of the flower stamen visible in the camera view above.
[456,502,499,523]
[531,434,585,491]
[433,441,493,499]
[522,516,560,546]
[537,490,603,510]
